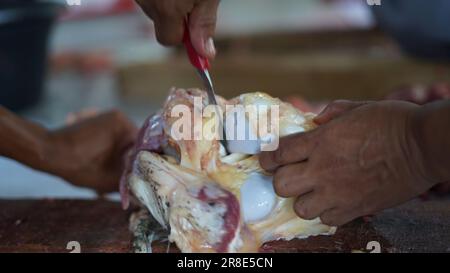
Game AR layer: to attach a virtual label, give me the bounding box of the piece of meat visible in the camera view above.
[120,113,168,209]
[122,88,336,253]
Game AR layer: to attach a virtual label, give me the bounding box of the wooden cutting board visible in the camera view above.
[0,199,131,253]
[1,198,449,253]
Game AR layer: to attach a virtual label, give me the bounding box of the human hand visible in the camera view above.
[136,0,220,59]
[47,110,138,195]
[259,100,438,226]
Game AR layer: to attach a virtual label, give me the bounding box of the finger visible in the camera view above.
[294,192,332,220]
[189,0,220,59]
[137,0,190,46]
[259,130,318,172]
[153,15,185,46]
[314,100,371,125]
[136,0,163,24]
[320,207,359,227]
[273,162,313,198]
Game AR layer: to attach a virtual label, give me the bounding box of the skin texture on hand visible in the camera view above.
[259,100,444,226]
[136,0,220,59]
[47,111,138,194]
[0,107,137,195]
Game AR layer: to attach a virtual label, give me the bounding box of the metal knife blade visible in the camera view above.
[182,18,229,154]
[196,68,229,154]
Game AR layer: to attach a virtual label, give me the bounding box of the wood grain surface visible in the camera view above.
[1,198,449,253]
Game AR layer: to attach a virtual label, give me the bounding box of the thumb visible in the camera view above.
[314,100,371,125]
[189,0,220,59]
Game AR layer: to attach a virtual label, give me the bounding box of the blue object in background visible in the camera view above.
[372,0,450,61]
[0,1,62,111]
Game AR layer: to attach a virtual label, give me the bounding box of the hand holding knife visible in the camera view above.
[183,19,229,154]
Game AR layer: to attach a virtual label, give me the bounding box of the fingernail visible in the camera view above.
[313,106,328,123]
[317,105,329,116]
[205,37,216,58]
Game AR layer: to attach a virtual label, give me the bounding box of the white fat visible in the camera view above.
[226,226,244,253]
[129,174,168,229]
[240,93,271,107]
[179,217,194,231]
[219,143,227,157]
[281,125,305,136]
[240,173,276,223]
[170,191,227,247]
[221,153,248,164]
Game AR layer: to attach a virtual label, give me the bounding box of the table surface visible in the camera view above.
[0,199,131,253]
[0,198,449,253]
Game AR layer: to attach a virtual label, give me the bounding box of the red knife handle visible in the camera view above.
[183,19,210,70]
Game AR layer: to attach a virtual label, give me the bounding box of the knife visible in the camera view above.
[183,20,229,154]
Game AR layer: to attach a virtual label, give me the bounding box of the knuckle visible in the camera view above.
[273,169,290,197]
[294,201,310,219]
[155,31,180,46]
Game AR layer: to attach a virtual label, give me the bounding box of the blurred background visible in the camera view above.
[0,0,449,199]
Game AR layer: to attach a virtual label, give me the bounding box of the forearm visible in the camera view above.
[411,100,450,183]
[0,106,53,172]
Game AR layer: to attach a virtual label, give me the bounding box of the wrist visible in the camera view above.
[37,131,60,175]
[0,107,53,172]
[408,103,450,185]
